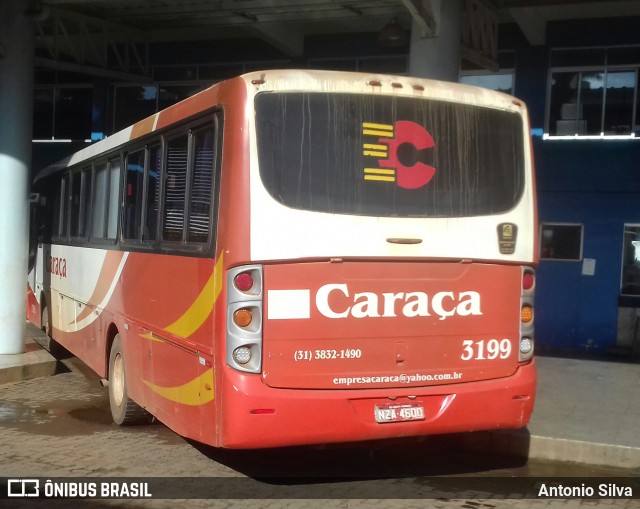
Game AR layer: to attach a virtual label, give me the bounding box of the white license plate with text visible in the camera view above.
[374,403,425,423]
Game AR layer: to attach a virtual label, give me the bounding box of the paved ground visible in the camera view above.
[0,356,638,509]
[1,323,639,508]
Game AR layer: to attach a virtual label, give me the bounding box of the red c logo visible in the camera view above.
[378,121,436,189]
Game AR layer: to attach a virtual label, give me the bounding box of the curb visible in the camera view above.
[529,435,640,470]
[459,429,640,471]
[0,337,58,385]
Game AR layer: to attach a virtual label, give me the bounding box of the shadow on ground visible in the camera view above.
[190,431,531,480]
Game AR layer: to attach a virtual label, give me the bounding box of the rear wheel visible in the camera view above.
[108,334,149,425]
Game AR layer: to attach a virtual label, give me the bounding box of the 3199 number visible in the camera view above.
[460,339,511,361]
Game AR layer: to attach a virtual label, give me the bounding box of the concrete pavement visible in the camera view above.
[2,321,639,471]
[0,325,56,385]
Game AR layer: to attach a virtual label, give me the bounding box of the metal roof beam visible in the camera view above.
[36,6,149,76]
[401,0,439,37]
[461,0,499,70]
[35,56,152,83]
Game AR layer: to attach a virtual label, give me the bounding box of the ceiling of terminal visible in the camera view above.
[34,0,640,78]
[39,0,640,39]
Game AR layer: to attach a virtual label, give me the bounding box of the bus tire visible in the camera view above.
[108,334,149,425]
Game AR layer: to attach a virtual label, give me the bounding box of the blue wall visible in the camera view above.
[506,19,640,354]
[526,113,640,352]
[534,140,640,352]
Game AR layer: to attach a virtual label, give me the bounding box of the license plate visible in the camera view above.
[374,402,425,423]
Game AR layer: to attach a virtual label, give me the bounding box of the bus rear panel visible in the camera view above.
[218,71,537,448]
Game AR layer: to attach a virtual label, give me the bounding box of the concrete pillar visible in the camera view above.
[0,0,35,354]
[408,0,463,82]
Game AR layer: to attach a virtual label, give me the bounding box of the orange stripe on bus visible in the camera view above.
[131,114,157,140]
[74,251,126,323]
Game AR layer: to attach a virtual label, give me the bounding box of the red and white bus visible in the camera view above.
[27,69,537,449]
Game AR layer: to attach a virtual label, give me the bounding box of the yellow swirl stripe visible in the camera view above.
[163,253,224,338]
[143,369,214,406]
[140,253,223,406]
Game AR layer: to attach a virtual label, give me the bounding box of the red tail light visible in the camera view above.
[522,270,535,291]
[234,272,254,292]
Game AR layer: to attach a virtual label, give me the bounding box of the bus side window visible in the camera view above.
[92,164,108,239]
[124,149,145,241]
[187,125,215,243]
[163,134,188,242]
[144,145,161,242]
[52,175,68,239]
[107,157,121,240]
[80,167,93,239]
[70,171,82,237]
[69,168,92,239]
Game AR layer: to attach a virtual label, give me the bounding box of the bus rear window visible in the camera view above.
[255,92,524,217]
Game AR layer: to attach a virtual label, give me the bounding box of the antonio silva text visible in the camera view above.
[538,483,633,498]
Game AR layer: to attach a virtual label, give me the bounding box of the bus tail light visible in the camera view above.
[227,265,263,373]
[519,337,533,355]
[233,308,253,328]
[233,346,252,365]
[519,266,535,362]
[522,270,535,291]
[234,272,254,292]
[233,269,262,295]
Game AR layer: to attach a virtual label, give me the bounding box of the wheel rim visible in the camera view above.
[112,353,125,407]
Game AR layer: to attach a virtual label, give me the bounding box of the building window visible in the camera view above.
[621,225,640,296]
[540,223,583,261]
[113,86,158,133]
[460,51,515,93]
[604,70,636,134]
[459,72,514,94]
[158,84,203,111]
[307,56,408,75]
[33,86,93,141]
[546,46,640,138]
[113,84,205,133]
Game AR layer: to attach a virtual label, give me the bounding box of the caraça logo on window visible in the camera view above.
[362,121,436,189]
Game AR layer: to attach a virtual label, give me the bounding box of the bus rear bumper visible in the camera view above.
[219,360,536,449]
